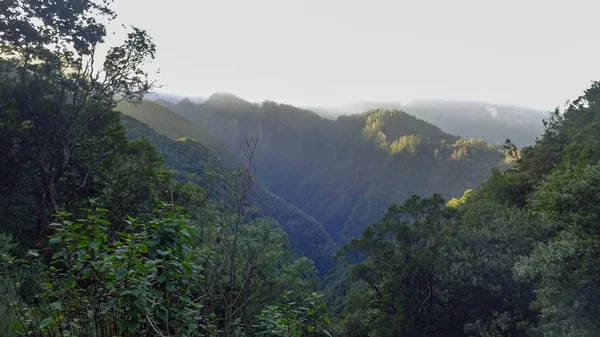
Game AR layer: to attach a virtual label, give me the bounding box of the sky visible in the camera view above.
[108,0,600,110]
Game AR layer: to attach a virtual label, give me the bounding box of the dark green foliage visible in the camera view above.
[5,200,327,337]
[0,0,157,244]
[442,198,539,337]
[516,164,600,336]
[5,1,600,336]
[326,80,600,337]
[0,2,331,336]
[0,76,168,243]
[0,234,19,337]
[336,195,462,337]
[12,204,212,337]
[256,291,332,337]
[329,191,539,337]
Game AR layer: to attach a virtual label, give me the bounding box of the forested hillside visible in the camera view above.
[313,99,546,146]
[159,95,507,240]
[0,2,332,337]
[2,1,600,337]
[324,82,600,337]
[119,108,337,272]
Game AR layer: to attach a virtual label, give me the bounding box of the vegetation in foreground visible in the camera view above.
[2,1,600,336]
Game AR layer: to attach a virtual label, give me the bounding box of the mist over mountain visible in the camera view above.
[309,99,546,146]
[152,93,509,241]
[117,102,337,271]
[170,95,546,146]
[5,1,600,336]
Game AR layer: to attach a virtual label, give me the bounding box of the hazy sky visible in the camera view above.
[109,0,600,110]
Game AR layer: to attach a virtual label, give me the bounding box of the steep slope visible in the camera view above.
[118,104,337,272]
[117,101,238,168]
[323,99,547,146]
[165,95,334,202]
[165,95,507,241]
[297,110,506,239]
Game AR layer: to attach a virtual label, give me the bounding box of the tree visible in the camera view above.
[442,198,539,337]
[515,164,600,337]
[11,203,215,337]
[338,195,461,337]
[0,0,157,241]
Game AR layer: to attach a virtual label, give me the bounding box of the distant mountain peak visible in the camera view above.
[207,92,247,102]
[309,99,545,145]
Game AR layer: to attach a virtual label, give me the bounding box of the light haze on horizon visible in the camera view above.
[110,0,600,110]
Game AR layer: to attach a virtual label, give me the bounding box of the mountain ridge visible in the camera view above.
[117,101,337,272]
[154,95,509,241]
[157,93,546,146]
[332,98,547,146]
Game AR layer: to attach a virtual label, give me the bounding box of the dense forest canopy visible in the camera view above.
[2,1,600,337]
[325,83,600,337]
[147,93,545,147]
[0,2,330,336]
[151,95,508,241]
[310,99,546,146]
[119,108,337,272]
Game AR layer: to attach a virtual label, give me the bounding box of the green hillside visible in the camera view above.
[3,1,600,336]
[118,105,337,271]
[324,81,600,337]
[117,101,238,168]
[162,96,507,240]
[318,99,546,146]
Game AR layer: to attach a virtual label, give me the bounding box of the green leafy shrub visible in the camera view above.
[0,233,19,336]
[13,200,215,337]
[256,291,332,337]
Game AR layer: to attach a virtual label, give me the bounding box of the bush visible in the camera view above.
[12,201,215,337]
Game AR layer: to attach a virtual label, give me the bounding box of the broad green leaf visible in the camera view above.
[180,228,192,238]
[77,250,88,261]
[157,249,170,256]
[116,267,128,280]
[82,268,92,279]
[38,317,54,329]
[27,250,39,257]
[50,301,62,311]
[121,319,140,331]
[135,261,147,272]
[48,238,62,246]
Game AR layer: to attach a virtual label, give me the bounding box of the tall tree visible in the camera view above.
[338,195,461,337]
[0,0,157,241]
